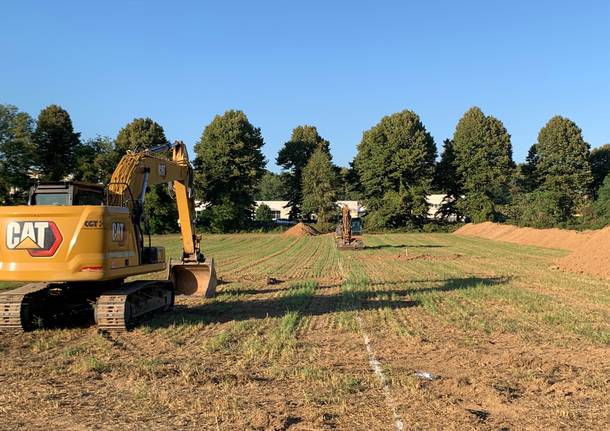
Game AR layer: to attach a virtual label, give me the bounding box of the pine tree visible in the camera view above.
[301,147,338,227]
[276,125,330,219]
[433,139,460,220]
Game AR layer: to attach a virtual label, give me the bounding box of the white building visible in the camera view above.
[335,201,365,218]
[254,200,366,221]
[198,196,457,222]
[426,194,460,221]
[253,200,291,220]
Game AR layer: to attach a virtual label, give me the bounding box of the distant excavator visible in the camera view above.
[336,205,364,250]
[0,141,216,331]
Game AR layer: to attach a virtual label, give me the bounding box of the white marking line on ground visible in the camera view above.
[357,316,405,431]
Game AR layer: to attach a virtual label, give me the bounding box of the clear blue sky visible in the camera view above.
[1,1,609,170]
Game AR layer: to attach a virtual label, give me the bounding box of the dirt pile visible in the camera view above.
[454,222,594,251]
[455,222,610,279]
[555,226,610,279]
[283,222,319,237]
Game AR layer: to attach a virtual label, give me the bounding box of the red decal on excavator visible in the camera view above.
[6,221,63,257]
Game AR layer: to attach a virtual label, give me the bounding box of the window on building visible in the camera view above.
[271,210,281,220]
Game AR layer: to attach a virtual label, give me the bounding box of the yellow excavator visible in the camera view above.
[336,205,364,250]
[0,141,216,331]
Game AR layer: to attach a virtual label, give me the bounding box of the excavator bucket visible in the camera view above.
[336,239,365,250]
[169,258,217,298]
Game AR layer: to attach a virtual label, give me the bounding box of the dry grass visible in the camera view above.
[0,232,609,430]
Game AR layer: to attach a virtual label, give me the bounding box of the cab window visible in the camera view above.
[32,193,70,205]
[74,190,103,205]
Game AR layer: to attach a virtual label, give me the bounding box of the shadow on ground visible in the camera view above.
[143,276,509,329]
[364,244,446,250]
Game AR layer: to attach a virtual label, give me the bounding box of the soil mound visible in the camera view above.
[454,222,594,251]
[555,226,610,279]
[283,222,319,237]
[455,222,610,279]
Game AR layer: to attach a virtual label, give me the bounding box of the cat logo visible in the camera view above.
[5,221,63,257]
[112,222,125,242]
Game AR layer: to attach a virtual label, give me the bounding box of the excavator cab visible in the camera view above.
[29,182,105,206]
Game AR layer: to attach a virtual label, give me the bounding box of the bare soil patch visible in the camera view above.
[455,222,610,280]
[369,325,610,430]
[283,222,319,237]
[556,226,610,279]
[455,222,594,251]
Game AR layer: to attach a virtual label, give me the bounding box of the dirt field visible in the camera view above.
[1,233,609,430]
[455,222,610,280]
[454,221,595,251]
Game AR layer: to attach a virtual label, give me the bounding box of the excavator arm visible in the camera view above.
[108,141,216,296]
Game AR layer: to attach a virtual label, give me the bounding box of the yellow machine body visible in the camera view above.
[0,141,216,331]
[0,205,164,283]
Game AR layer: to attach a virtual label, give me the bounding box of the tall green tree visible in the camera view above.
[255,170,289,200]
[590,144,610,196]
[73,136,116,184]
[32,105,81,181]
[301,146,339,226]
[519,145,541,193]
[452,107,514,222]
[194,110,266,231]
[255,203,273,221]
[594,174,610,225]
[523,116,592,222]
[144,184,180,234]
[276,125,330,219]
[0,105,35,203]
[354,110,436,229]
[337,164,363,201]
[114,117,169,162]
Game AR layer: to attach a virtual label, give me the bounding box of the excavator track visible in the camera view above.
[0,282,97,332]
[95,280,174,331]
[0,283,49,332]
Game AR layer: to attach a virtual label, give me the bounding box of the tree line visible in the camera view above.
[1,103,610,232]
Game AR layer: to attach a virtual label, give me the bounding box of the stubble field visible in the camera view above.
[1,232,609,430]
